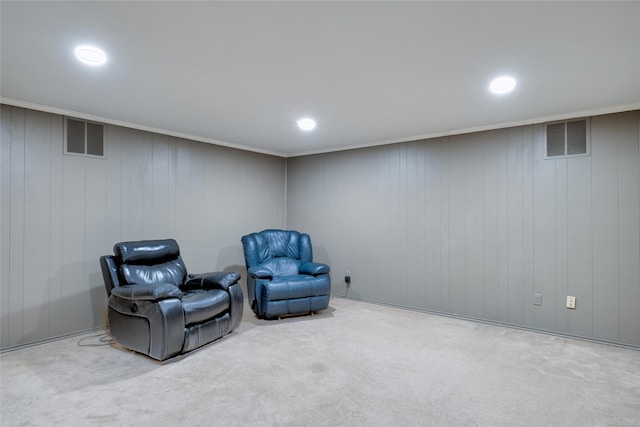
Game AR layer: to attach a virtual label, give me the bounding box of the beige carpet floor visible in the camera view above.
[1,297,639,426]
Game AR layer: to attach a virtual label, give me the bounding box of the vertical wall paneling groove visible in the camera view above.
[448,136,466,315]
[103,126,118,261]
[62,125,87,333]
[287,110,640,347]
[142,131,153,239]
[406,142,419,308]
[567,145,594,338]
[482,130,499,320]
[465,133,484,320]
[174,138,191,249]
[618,111,640,344]
[591,114,620,342]
[1,105,285,349]
[151,134,169,238]
[439,139,451,312]
[522,126,535,327]
[9,107,25,346]
[532,124,557,331]
[423,139,442,311]
[415,142,426,308]
[390,144,403,306]
[506,127,524,325]
[496,129,509,323]
[1,106,14,347]
[376,146,392,304]
[84,123,108,330]
[166,137,178,239]
[554,155,569,333]
[23,110,52,342]
[48,114,64,337]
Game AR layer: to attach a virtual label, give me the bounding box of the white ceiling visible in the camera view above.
[2,1,639,157]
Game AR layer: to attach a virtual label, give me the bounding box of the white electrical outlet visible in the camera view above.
[566,296,576,309]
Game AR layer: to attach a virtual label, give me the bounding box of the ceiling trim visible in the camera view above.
[289,103,640,158]
[3,97,639,159]
[0,97,287,158]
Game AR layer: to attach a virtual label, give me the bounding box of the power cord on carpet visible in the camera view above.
[332,287,349,298]
[76,332,115,347]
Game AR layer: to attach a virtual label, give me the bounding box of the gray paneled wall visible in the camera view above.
[0,105,285,349]
[2,104,638,349]
[286,111,640,347]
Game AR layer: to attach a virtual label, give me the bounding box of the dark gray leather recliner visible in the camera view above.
[241,229,331,319]
[100,239,243,360]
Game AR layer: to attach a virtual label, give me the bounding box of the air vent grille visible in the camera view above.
[64,117,105,157]
[545,118,589,159]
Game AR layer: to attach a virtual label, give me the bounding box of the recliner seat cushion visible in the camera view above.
[261,257,300,277]
[181,289,230,326]
[263,275,330,301]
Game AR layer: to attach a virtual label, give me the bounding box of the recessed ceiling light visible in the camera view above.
[74,45,107,66]
[297,118,316,131]
[489,76,516,94]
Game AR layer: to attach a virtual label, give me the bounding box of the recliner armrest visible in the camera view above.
[299,262,330,276]
[184,272,241,291]
[111,283,183,301]
[247,266,273,279]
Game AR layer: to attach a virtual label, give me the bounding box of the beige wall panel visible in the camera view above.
[1,105,285,349]
[8,107,26,346]
[391,144,408,305]
[554,158,569,333]
[465,133,485,320]
[141,131,154,239]
[496,129,509,322]
[2,103,638,348]
[111,127,131,240]
[566,155,593,338]
[405,141,421,308]
[103,125,124,246]
[522,126,535,327]
[481,130,499,320]
[423,139,444,311]
[22,110,53,343]
[438,139,451,312]
[591,114,621,342]
[506,127,525,325]
[60,153,87,333]
[1,106,14,347]
[150,134,171,238]
[287,110,640,347]
[617,111,640,344]
[447,136,468,315]
[174,138,193,248]
[532,124,558,331]
[84,153,108,330]
[48,115,64,338]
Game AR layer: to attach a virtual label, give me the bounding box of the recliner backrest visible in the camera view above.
[113,239,187,287]
[241,229,313,268]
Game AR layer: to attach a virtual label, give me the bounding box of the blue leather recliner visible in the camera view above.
[241,229,331,319]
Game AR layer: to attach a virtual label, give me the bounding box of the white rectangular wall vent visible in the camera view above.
[64,117,104,157]
[545,118,589,159]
